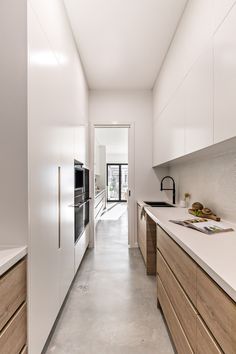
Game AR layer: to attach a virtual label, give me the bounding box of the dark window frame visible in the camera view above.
[106,163,128,202]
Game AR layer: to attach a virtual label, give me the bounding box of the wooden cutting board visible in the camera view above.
[188,209,221,221]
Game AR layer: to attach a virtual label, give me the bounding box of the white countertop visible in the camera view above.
[138,202,236,302]
[0,246,27,276]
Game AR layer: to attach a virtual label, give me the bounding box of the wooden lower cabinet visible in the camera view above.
[157,251,197,351]
[157,225,197,305]
[197,267,236,354]
[0,302,27,354]
[156,225,236,354]
[0,259,26,330]
[137,204,147,264]
[0,258,27,354]
[196,316,223,354]
[137,205,156,275]
[158,277,194,354]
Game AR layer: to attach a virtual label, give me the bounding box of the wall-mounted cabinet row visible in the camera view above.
[153,4,236,166]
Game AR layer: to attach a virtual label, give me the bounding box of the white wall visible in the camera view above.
[107,153,128,163]
[89,90,168,201]
[0,0,28,246]
[169,146,236,223]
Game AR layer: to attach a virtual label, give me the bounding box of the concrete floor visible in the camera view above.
[45,207,174,354]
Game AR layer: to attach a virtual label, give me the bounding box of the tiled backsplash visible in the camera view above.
[168,149,236,223]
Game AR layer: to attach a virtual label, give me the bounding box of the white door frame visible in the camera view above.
[89,122,136,248]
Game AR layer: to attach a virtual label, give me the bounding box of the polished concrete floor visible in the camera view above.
[45,207,174,354]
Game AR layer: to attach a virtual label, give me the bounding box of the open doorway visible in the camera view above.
[92,126,134,247]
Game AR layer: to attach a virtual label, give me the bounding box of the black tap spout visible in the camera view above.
[160,176,176,205]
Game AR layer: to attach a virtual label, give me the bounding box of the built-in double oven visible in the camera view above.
[74,160,90,244]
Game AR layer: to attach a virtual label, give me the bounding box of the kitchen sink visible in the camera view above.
[144,201,174,207]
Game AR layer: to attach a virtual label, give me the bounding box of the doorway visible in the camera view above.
[91,124,135,248]
[107,163,128,202]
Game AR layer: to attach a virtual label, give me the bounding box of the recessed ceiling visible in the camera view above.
[64,0,188,90]
[95,128,128,154]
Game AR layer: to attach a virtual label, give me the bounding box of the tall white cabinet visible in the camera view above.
[1,1,89,353]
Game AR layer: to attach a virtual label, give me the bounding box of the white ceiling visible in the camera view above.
[64,0,187,90]
[95,128,128,154]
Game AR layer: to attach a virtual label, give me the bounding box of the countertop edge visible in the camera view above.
[95,189,106,198]
[0,246,27,277]
[144,207,236,302]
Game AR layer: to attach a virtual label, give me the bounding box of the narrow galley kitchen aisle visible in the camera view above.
[45,205,174,354]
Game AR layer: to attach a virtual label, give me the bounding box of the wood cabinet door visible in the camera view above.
[197,267,236,354]
[157,251,197,351]
[0,259,26,331]
[137,205,147,263]
[157,225,197,305]
[196,316,223,354]
[158,277,194,354]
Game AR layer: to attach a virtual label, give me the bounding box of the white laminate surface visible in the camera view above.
[139,202,236,302]
[0,246,27,276]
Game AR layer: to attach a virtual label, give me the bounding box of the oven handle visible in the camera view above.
[69,200,90,208]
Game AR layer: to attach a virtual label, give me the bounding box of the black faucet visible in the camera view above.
[160,176,176,205]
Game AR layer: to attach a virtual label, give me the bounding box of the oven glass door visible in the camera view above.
[84,200,90,228]
[74,202,85,243]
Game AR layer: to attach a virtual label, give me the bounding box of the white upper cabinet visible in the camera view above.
[213,0,236,30]
[74,125,89,166]
[153,1,236,166]
[153,86,185,166]
[214,4,236,143]
[184,43,214,154]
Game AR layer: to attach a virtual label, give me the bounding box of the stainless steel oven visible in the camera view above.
[74,161,90,244]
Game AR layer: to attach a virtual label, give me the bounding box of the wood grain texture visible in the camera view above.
[0,302,27,354]
[0,258,26,331]
[196,316,223,354]
[146,214,156,275]
[158,277,194,354]
[157,250,197,351]
[20,346,28,354]
[157,225,197,305]
[137,205,147,264]
[197,267,236,354]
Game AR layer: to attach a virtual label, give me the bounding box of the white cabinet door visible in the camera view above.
[28,6,60,353]
[59,127,75,306]
[213,0,236,30]
[214,6,236,143]
[74,125,89,166]
[153,86,185,166]
[74,226,90,274]
[184,43,214,154]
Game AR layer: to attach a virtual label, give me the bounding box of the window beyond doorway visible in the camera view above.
[107,164,128,202]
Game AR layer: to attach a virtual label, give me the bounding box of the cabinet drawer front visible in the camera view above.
[157,226,197,305]
[197,268,236,354]
[0,302,27,354]
[157,277,194,354]
[157,251,197,351]
[197,316,223,354]
[0,259,26,331]
[137,206,146,263]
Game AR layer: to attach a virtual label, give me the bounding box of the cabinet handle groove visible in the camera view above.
[58,166,61,249]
